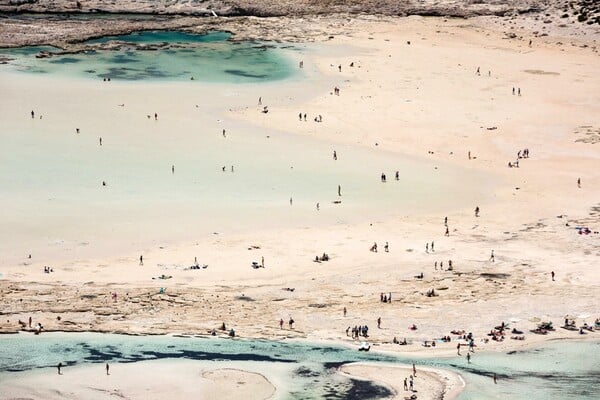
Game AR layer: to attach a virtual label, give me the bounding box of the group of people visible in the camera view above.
[347,325,369,339]
[370,242,389,252]
[379,292,392,303]
[434,260,453,270]
[43,266,54,273]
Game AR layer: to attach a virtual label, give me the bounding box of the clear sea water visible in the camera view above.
[0,31,295,82]
[0,333,597,399]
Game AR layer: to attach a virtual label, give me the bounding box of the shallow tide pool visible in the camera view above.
[0,334,597,399]
[0,31,295,82]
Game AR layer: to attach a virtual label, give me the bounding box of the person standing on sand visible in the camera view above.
[475,206,480,217]
[467,353,471,363]
[404,378,408,391]
[431,241,435,252]
[172,165,175,174]
[490,250,495,262]
[333,150,337,160]
[426,243,429,253]
[279,318,284,329]
[31,110,35,119]
[338,185,341,197]
[457,343,461,355]
[316,203,320,210]
[343,307,347,317]
[445,227,449,236]
[57,362,62,375]
[261,256,264,268]
[106,363,110,375]
[551,271,555,281]
[139,255,143,266]
[493,373,497,384]
[222,129,226,138]
[154,113,158,120]
[99,137,102,146]
[377,317,381,328]
[384,242,389,252]
[412,363,416,376]
[578,178,581,188]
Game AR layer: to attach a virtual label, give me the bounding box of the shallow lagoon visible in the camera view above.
[0,31,295,82]
[0,333,597,399]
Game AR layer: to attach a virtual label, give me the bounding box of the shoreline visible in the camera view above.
[0,10,598,399]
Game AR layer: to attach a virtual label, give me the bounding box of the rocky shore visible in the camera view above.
[0,0,544,18]
[0,2,597,51]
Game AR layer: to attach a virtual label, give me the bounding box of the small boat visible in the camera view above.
[358,342,370,352]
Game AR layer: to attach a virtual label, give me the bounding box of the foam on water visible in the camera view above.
[0,334,597,399]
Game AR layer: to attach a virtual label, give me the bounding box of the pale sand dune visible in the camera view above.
[0,15,598,369]
[339,362,465,400]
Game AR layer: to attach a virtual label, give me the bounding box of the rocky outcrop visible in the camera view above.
[0,0,544,18]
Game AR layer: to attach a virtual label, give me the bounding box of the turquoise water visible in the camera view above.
[0,334,597,399]
[0,31,295,82]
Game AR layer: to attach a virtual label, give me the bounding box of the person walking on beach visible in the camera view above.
[106,363,110,375]
[490,250,495,262]
[431,241,435,252]
[493,373,497,384]
[333,150,337,160]
[475,206,480,217]
[139,255,143,266]
[445,226,450,236]
[577,178,581,188]
[316,203,320,210]
[343,307,347,317]
[279,318,284,329]
[261,256,264,268]
[172,165,175,174]
[377,317,381,328]
[404,378,408,391]
[412,363,416,376]
[338,185,341,196]
[457,343,461,355]
[154,113,158,120]
[426,243,429,253]
[99,137,102,146]
[57,362,62,375]
[222,129,226,137]
[31,110,35,119]
[384,242,389,252]
[288,317,294,329]
[551,271,555,281]
[467,353,471,363]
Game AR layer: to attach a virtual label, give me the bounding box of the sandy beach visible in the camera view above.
[0,7,599,400]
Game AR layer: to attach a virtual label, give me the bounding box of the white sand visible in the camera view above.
[339,362,465,400]
[0,360,276,400]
